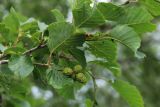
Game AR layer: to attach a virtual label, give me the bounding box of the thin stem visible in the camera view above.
[13,29,24,46]
[47,53,52,67]
[87,71,98,107]
[33,62,49,67]
[0,49,71,66]
[40,32,44,42]
[0,60,49,67]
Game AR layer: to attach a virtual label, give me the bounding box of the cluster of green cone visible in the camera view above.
[63,65,87,83]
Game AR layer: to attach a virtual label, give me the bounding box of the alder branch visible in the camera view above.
[0,60,49,67]
[0,43,47,65]
[0,33,92,64]
[23,43,47,55]
[32,62,49,67]
[0,47,71,66]
[0,60,8,64]
[0,43,47,60]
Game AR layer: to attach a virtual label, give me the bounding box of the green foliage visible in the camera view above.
[97,3,125,21]
[130,22,156,34]
[72,0,105,27]
[140,0,160,16]
[8,55,34,78]
[47,22,84,53]
[117,6,153,25]
[87,40,117,62]
[110,25,141,57]
[47,66,73,89]
[69,48,87,67]
[0,0,160,107]
[85,99,94,107]
[51,9,65,22]
[112,80,144,107]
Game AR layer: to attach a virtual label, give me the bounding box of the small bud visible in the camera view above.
[63,67,73,75]
[74,65,83,72]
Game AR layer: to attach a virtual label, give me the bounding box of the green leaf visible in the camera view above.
[12,100,31,107]
[72,0,105,27]
[86,40,121,76]
[0,64,13,74]
[130,23,156,34]
[140,0,160,16]
[3,9,20,33]
[112,79,144,107]
[87,40,117,62]
[110,25,141,57]
[2,8,26,42]
[85,99,94,107]
[69,48,87,67]
[48,22,85,53]
[117,6,153,25]
[97,3,125,21]
[97,3,153,25]
[135,51,146,59]
[4,47,26,55]
[0,23,10,42]
[51,9,65,22]
[8,55,34,78]
[47,22,74,52]
[91,61,121,77]
[46,66,73,89]
[0,73,31,95]
[3,8,26,33]
[20,18,39,32]
[57,85,75,99]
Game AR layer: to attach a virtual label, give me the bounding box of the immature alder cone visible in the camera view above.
[76,73,87,83]
[74,65,83,72]
[63,67,73,75]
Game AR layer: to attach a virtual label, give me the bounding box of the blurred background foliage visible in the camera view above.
[0,0,160,107]
[0,0,69,23]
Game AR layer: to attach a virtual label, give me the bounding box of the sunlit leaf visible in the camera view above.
[87,40,117,62]
[51,9,65,22]
[97,3,125,21]
[85,99,94,107]
[110,25,141,57]
[48,22,85,53]
[117,6,153,25]
[72,0,105,27]
[140,0,160,16]
[112,79,144,107]
[130,23,156,34]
